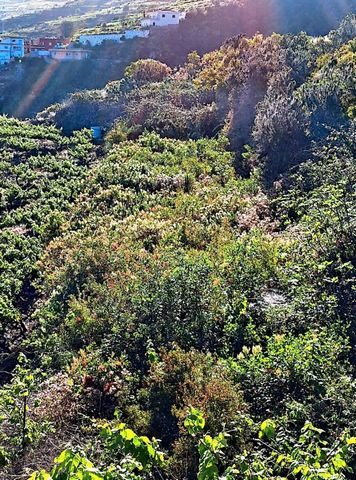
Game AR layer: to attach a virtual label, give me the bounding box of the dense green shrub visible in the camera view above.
[125,59,172,84]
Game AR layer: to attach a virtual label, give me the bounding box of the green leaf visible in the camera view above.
[0,447,8,467]
[259,419,276,439]
[332,455,347,469]
[184,407,206,435]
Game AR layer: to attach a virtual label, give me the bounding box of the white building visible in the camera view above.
[79,33,123,47]
[50,48,91,61]
[124,29,150,40]
[30,49,51,58]
[0,37,25,65]
[140,10,184,28]
[79,29,149,47]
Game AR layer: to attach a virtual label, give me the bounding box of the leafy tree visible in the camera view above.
[125,60,172,84]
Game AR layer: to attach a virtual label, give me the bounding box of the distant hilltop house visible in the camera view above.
[49,48,91,61]
[79,29,149,47]
[140,10,185,28]
[0,37,25,65]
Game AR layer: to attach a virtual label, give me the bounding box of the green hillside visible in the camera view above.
[0,9,355,480]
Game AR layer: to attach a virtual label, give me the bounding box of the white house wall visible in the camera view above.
[124,29,149,39]
[141,11,182,27]
[79,33,123,47]
[50,49,90,60]
[79,30,150,46]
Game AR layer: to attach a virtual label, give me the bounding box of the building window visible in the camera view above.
[172,14,176,18]
[162,14,166,17]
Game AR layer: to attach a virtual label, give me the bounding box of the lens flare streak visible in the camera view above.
[14,60,59,118]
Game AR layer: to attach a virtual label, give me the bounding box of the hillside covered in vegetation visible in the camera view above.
[1,0,355,118]
[0,8,355,480]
